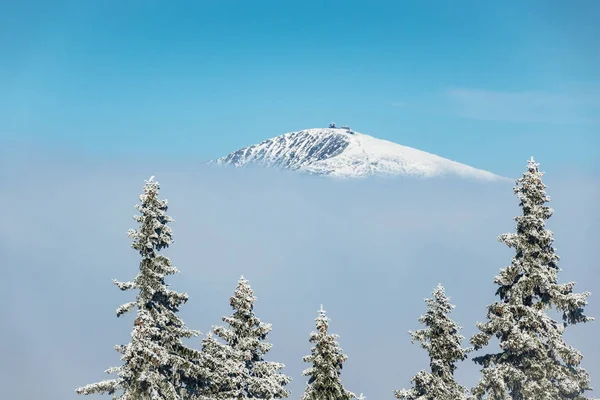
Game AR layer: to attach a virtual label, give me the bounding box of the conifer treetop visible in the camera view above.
[214,275,274,356]
[301,304,355,400]
[411,284,472,370]
[208,276,291,400]
[470,158,594,400]
[395,284,471,400]
[76,177,203,399]
[316,304,328,334]
[130,176,173,255]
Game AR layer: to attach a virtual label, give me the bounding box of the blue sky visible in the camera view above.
[1,0,599,177]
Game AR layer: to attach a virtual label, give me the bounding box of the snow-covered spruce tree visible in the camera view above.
[206,276,291,400]
[301,305,355,400]
[395,284,472,400]
[179,332,244,400]
[470,157,594,400]
[76,176,205,400]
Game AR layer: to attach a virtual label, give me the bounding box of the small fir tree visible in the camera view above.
[470,157,594,400]
[395,284,472,400]
[208,276,291,400]
[76,177,205,399]
[301,305,355,400]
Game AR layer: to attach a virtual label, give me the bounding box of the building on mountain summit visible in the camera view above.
[328,122,352,133]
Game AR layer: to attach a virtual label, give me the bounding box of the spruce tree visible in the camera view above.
[76,177,205,399]
[207,276,291,400]
[470,157,594,400]
[301,305,355,400]
[395,284,472,400]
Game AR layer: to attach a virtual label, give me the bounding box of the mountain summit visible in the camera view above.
[213,126,506,181]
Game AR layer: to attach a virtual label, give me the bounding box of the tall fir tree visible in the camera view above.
[206,276,291,400]
[76,177,205,400]
[395,284,472,400]
[470,158,594,400]
[301,305,355,400]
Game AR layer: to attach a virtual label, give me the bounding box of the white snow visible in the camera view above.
[214,128,509,181]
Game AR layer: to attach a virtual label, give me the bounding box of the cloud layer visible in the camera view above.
[0,153,598,400]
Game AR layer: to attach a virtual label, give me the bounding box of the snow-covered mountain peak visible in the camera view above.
[213,127,507,181]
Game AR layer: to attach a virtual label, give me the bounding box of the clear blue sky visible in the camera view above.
[1,0,598,177]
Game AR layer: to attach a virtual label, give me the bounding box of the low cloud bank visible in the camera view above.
[0,152,598,399]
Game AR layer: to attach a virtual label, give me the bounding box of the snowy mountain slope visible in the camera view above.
[213,127,508,181]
